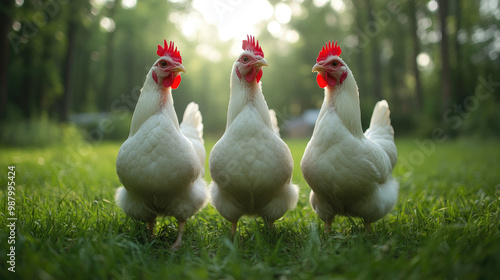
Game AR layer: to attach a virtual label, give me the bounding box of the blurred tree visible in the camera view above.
[2,0,499,138]
[98,0,120,111]
[0,0,14,120]
[353,2,368,102]
[438,0,451,111]
[71,7,97,114]
[363,0,382,102]
[60,1,79,122]
[452,0,465,104]
[409,0,423,111]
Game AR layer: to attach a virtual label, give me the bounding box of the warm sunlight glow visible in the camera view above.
[230,40,243,57]
[427,0,438,12]
[417,52,433,71]
[191,0,273,41]
[480,0,499,16]
[286,29,300,43]
[12,21,21,32]
[93,0,108,6]
[169,1,300,57]
[313,0,329,8]
[330,0,346,12]
[267,21,282,37]
[196,44,222,62]
[181,14,203,40]
[121,0,137,9]
[275,3,292,24]
[417,53,430,67]
[100,17,116,33]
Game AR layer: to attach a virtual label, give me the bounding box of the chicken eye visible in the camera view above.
[159,60,169,68]
[332,61,339,67]
[241,56,250,63]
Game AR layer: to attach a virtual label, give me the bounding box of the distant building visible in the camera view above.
[69,112,111,126]
[285,109,319,138]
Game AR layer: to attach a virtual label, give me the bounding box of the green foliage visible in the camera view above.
[0,139,499,279]
[104,112,133,141]
[0,115,81,147]
[0,111,133,148]
[3,0,500,136]
[75,112,133,142]
[460,87,500,137]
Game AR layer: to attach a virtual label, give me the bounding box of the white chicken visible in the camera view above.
[209,35,299,233]
[115,40,207,248]
[301,41,399,233]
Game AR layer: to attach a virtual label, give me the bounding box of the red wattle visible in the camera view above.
[161,73,182,89]
[326,73,337,87]
[256,69,263,83]
[316,74,327,88]
[245,67,256,82]
[162,74,173,88]
[152,71,158,83]
[171,75,181,89]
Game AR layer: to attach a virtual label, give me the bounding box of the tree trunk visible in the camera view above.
[438,0,452,112]
[60,12,77,122]
[98,0,120,111]
[364,0,383,101]
[38,36,51,116]
[72,24,91,113]
[388,19,405,115]
[353,2,367,97]
[0,0,13,120]
[453,0,465,103]
[409,0,424,112]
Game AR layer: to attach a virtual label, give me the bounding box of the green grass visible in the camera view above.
[1,138,499,279]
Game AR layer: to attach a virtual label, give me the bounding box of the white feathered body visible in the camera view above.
[301,67,398,225]
[115,73,207,224]
[209,70,298,223]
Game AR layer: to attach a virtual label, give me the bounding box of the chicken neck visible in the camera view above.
[129,72,180,137]
[225,68,273,130]
[321,74,364,138]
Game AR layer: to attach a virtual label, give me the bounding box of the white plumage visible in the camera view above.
[301,42,398,232]
[209,36,299,233]
[115,43,207,247]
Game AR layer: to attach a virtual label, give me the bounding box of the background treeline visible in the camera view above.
[1,0,499,146]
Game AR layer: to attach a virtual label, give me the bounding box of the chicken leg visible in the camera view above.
[147,220,155,237]
[268,220,275,230]
[364,222,373,233]
[231,221,238,235]
[324,220,333,234]
[171,221,186,249]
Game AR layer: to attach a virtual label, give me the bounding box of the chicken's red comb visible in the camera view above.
[157,40,182,63]
[316,41,341,62]
[242,35,264,57]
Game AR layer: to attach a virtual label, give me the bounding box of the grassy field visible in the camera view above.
[0,137,499,279]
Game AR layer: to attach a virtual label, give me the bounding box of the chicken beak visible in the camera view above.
[312,63,325,73]
[172,64,186,73]
[253,58,269,68]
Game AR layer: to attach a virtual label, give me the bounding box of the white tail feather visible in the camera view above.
[365,100,397,168]
[180,102,206,176]
[369,100,391,128]
[180,102,204,144]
